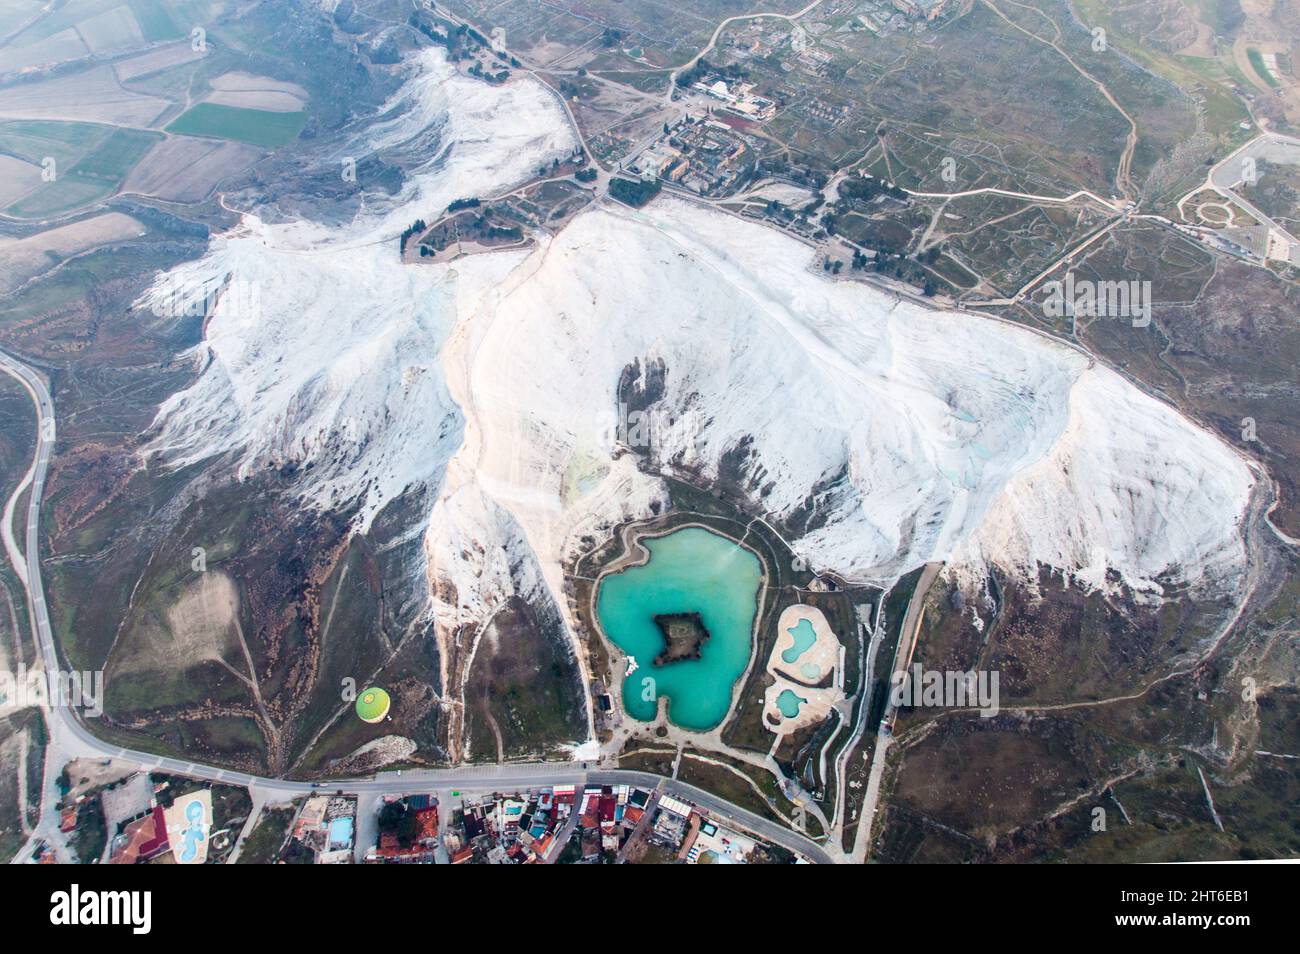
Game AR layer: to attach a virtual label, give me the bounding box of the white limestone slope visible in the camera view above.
[140,49,576,532]
[447,197,1252,604]
[142,55,1254,753]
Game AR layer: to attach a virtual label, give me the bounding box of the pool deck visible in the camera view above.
[763,681,842,734]
[769,604,842,687]
[762,604,845,736]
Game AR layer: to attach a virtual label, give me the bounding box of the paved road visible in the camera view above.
[0,348,55,673]
[848,560,943,862]
[0,347,834,864]
[592,770,833,863]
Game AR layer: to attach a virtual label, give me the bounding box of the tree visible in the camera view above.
[608,176,661,208]
[378,801,419,847]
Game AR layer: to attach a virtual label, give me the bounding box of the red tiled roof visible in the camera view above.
[109,806,169,864]
[414,806,439,841]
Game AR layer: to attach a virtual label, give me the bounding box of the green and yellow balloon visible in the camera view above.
[355,687,391,723]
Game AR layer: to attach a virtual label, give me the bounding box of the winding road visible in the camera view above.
[0,346,832,864]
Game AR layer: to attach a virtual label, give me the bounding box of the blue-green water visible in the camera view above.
[596,526,763,731]
[781,617,818,664]
[776,689,806,718]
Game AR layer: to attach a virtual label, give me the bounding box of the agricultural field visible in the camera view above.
[0,65,170,125]
[0,0,327,219]
[112,41,204,82]
[0,123,161,217]
[0,212,145,294]
[205,71,308,112]
[0,28,89,73]
[129,0,189,42]
[165,102,307,148]
[121,136,262,201]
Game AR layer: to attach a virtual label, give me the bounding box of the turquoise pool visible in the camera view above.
[781,617,818,664]
[596,526,762,731]
[776,688,807,718]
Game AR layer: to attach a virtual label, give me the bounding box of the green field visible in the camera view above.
[129,0,183,42]
[1247,48,1281,88]
[0,120,108,168]
[68,128,161,180]
[0,123,160,217]
[0,122,161,217]
[166,103,307,148]
[7,179,115,218]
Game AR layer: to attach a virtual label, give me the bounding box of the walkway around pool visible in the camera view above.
[763,604,845,735]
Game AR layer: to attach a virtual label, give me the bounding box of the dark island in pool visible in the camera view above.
[652,612,711,666]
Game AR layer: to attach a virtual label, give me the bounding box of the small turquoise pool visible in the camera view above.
[328,816,353,849]
[776,688,806,718]
[781,618,818,664]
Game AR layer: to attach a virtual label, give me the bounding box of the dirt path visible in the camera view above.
[981,0,1138,198]
[484,704,505,763]
[228,604,283,770]
[666,0,825,94]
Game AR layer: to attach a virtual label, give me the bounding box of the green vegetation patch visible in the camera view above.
[69,128,162,181]
[129,0,184,42]
[236,806,295,863]
[0,120,110,168]
[1247,48,1280,88]
[166,103,306,148]
[608,176,661,208]
[7,178,115,218]
[0,123,160,217]
[69,794,108,863]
